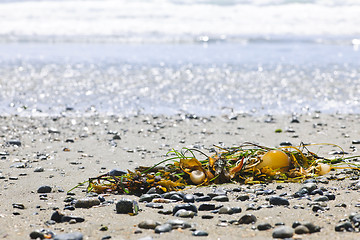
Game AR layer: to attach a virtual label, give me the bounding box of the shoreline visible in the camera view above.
[1,113,360,239]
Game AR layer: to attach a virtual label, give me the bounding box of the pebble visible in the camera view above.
[158,209,172,215]
[294,225,309,235]
[195,195,212,202]
[154,223,172,233]
[352,140,360,144]
[257,223,272,231]
[183,194,195,203]
[61,215,85,223]
[218,206,233,214]
[172,203,197,215]
[75,198,100,208]
[116,199,136,214]
[302,222,321,233]
[212,195,229,202]
[238,214,257,224]
[314,196,329,202]
[192,230,209,236]
[29,229,54,239]
[335,222,354,232]
[37,186,52,194]
[6,140,21,146]
[138,220,160,229]
[269,196,289,206]
[166,219,191,229]
[139,194,161,202]
[34,167,44,172]
[272,226,294,239]
[12,203,25,209]
[145,203,163,209]
[53,232,83,240]
[201,215,214,219]
[108,168,127,176]
[174,209,195,218]
[198,203,216,211]
[237,195,250,201]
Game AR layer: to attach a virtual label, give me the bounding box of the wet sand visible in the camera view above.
[1,113,360,239]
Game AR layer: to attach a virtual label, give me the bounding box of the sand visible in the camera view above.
[1,113,360,239]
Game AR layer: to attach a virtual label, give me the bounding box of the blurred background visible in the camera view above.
[0,0,359,116]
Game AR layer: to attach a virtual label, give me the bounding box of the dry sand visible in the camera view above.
[1,113,360,239]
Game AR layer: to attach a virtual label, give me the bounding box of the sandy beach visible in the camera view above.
[1,113,360,239]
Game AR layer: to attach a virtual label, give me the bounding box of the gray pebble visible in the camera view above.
[335,222,354,232]
[108,168,127,176]
[53,232,83,240]
[238,214,257,224]
[34,167,44,172]
[61,215,85,223]
[237,195,250,201]
[166,219,191,229]
[183,194,195,203]
[172,203,197,215]
[75,198,100,208]
[174,209,195,218]
[269,196,289,206]
[195,195,212,202]
[257,223,272,231]
[145,203,163,209]
[158,209,172,215]
[139,194,161,202]
[37,185,52,193]
[272,226,294,239]
[218,206,233,214]
[192,230,208,236]
[116,199,135,214]
[198,203,216,211]
[138,220,160,229]
[302,222,320,233]
[154,223,172,233]
[294,225,309,234]
[6,140,21,146]
[314,196,329,202]
[212,195,229,202]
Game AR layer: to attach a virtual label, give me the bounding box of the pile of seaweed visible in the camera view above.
[70,142,360,195]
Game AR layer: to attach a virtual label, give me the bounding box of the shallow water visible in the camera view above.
[0,0,359,116]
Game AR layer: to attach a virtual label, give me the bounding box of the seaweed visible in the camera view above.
[69,142,360,195]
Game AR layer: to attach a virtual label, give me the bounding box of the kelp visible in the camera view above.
[69,142,360,195]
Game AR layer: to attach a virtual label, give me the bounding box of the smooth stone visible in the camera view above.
[237,195,250,201]
[238,214,257,224]
[314,196,329,202]
[212,195,229,202]
[292,221,301,228]
[325,193,335,200]
[166,219,191,229]
[294,225,309,234]
[170,194,183,201]
[145,203,163,209]
[302,222,320,233]
[139,194,161,202]
[154,223,172,233]
[183,194,195,203]
[174,209,195,218]
[172,203,197,215]
[10,162,26,168]
[108,169,126,176]
[12,203,25,209]
[158,209,172,215]
[61,216,85,223]
[350,213,360,224]
[272,226,294,239]
[192,230,208,236]
[201,215,214,219]
[138,220,160,229]
[335,222,354,232]
[37,186,52,194]
[6,140,21,146]
[302,183,317,192]
[198,203,216,211]
[29,229,54,239]
[75,198,100,208]
[51,211,65,223]
[231,207,242,214]
[352,140,360,144]
[279,141,292,146]
[116,199,134,214]
[312,205,325,212]
[257,223,272,231]
[218,206,233,214]
[34,167,44,172]
[269,196,289,206]
[53,232,83,240]
[195,195,212,202]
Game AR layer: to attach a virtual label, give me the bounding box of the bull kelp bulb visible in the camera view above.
[190,170,206,185]
[256,150,290,172]
[317,163,331,175]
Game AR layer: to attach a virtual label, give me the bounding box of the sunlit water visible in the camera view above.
[0,0,359,116]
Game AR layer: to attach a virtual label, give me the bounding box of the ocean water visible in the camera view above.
[0,0,359,116]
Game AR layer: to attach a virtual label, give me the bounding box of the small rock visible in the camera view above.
[198,203,216,211]
[172,203,197,215]
[139,194,161,202]
[158,209,172,215]
[108,168,127,176]
[183,194,195,203]
[34,167,44,172]
[174,209,195,218]
[116,199,137,214]
[335,222,354,232]
[237,195,250,201]
[37,186,52,194]
[279,141,292,146]
[12,203,25,209]
[272,226,294,239]
[61,215,85,223]
[238,214,257,224]
[201,215,214,219]
[29,229,54,239]
[166,219,191,229]
[154,223,172,233]
[269,196,289,206]
[192,230,208,236]
[75,198,100,208]
[257,223,272,231]
[145,203,163,209]
[302,222,320,233]
[314,196,329,202]
[51,211,65,223]
[212,195,229,202]
[53,232,83,240]
[352,140,360,144]
[138,220,160,229]
[6,140,21,146]
[218,206,234,214]
[294,225,309,234]
[195,195,212,202]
